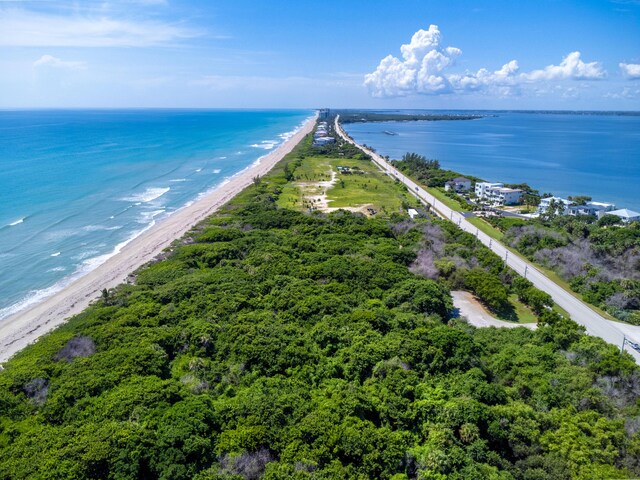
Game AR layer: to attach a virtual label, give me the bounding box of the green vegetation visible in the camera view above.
[467,217,505,241]
[486,214,640,325]
[337,111,484,124]
[1,132,640,479]
[278,151,414,215]
[427,186,472,213]
[391,152,482,189]
[506,294,538,324]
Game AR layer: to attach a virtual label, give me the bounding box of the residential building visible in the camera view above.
[475,182,503,198]
[444,177,472,192]
[486,187,523,206]
[313,136,335,146]
[608,208,640,223]
[567,201,616,218]
[537,196,573,215]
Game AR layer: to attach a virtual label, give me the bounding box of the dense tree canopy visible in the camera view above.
[1,141,639,480]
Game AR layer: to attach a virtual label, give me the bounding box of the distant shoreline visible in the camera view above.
[0,114,317,363]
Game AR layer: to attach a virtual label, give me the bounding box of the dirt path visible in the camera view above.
[452,291,537,330]
[296,169,373,215]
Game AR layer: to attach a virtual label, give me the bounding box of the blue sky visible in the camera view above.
[0,0,639,109]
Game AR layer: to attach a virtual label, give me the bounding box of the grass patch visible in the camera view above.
[467,216,505,241]
[326,158,411,214]
[277,153,413,216]
[426,187,467,212]
[505,294,538,324]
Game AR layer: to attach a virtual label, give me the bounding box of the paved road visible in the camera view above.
[335,116,640,362]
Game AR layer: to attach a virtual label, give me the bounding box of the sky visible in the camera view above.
[0,0,639,109]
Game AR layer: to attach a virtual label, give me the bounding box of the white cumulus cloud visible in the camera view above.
[522,51,606,81]
[365,26,608,98]
[448,60,520,93]
[620,63,640,79]
[364,25,460,97]
[33,54,87,70]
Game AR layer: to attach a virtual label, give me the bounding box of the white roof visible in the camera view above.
[588,201,615,208]
[541,196,572,205]
[609,208,640,218]
[492,187,522,193]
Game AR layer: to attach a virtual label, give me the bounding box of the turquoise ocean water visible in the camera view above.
[343,111,640,211]
[0,109,312,320]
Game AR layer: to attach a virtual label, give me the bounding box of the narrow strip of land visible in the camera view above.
[335,115,640,362]
[0,115,317,363]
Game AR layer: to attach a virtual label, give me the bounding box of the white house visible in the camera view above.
[444,177,472,193]
[475,182,503,198]
[537,196,573,215]
[486,187,523,206]
[567,201,616,218]
[313,136,335,146]
[608,208,640,223]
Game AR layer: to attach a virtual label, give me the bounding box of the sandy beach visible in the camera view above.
[0,114,317,363]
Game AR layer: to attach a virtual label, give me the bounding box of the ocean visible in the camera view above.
[0,109,312,320]
[343,111,640,211]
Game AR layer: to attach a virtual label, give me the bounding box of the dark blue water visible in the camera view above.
[0,109,312,319]
[344,112,640,210]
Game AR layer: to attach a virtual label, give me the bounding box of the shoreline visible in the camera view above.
[0,114,317,363]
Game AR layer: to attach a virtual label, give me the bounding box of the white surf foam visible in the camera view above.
[50,252,61,257]
[170,178,188,183]
[0,209,170,321]
[72,250,100,261]
[212,169,221,174]
[7,217,25,226]
[0,281,74,321]
[81,225,123,232]
[250,140,278,150]
[138,209,166,224]
[121,187,170,203]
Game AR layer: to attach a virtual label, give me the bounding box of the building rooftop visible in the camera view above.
[540,196,573,205]
[609,208,640,218]
[493,187,522,193]
[587,201,616,209]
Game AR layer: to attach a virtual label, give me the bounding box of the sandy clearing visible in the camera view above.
[452,291,538,330]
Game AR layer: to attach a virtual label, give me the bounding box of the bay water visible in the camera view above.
[0,109,312,320]
[343,111,640,211]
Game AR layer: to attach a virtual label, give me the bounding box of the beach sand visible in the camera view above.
[0,115,317,363]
